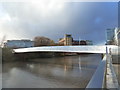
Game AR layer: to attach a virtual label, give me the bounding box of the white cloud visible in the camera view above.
[0,1,70,40]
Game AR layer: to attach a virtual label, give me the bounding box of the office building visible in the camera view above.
[4,39,34,48]
[59,34,73,46]
[106,27,120,45]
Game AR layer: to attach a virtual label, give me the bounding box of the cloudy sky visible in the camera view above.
[0,1,118,44]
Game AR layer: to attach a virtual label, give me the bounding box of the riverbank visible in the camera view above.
[2,48,59,62]
[2,47,103,62]
[2,48,16,62]
[2,48,79,62]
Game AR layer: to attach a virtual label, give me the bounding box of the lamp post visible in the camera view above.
[79,37,80,45]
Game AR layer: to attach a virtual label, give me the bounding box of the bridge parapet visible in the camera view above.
[86,47,120,89]
[86,54,107,88]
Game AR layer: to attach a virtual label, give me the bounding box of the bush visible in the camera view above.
[2,48,16,62]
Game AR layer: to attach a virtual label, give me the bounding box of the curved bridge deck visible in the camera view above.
[13,45,118,54]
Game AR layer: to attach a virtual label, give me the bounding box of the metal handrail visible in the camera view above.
[86,54,107,88]
[86,46,120,89]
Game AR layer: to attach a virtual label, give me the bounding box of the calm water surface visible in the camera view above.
[2,54,101,88]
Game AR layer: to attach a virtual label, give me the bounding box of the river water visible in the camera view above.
[2,54,101,88]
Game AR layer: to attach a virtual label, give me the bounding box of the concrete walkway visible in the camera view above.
[106,54,120,89]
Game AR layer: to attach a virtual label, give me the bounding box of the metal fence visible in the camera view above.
[86,47,120,89]
[86,54,107,88]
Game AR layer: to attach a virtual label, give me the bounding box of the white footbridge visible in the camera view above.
[13,45,118,54]
[13,45,119,89]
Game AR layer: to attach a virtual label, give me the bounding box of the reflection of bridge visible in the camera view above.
[13,45,119,89]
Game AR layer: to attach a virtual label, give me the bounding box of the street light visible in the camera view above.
[79,37,81,45]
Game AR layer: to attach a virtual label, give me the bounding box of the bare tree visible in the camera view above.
[0,35,6,47]
[34,36,54,46]
[50,40,55,46]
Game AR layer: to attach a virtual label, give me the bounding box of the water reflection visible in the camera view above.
[2,54,101,88]
[78,56,82,71]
